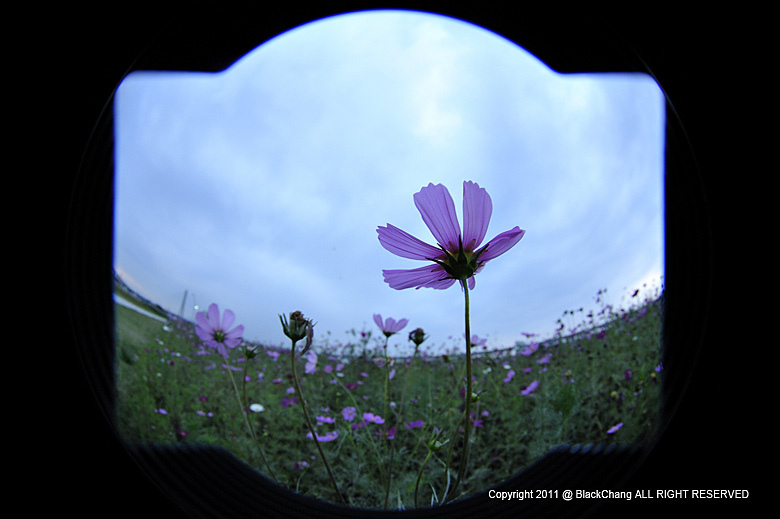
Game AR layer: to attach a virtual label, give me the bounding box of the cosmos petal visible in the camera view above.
[382,264,455,290]
[413,183,461,251]
[207,303,220,328]
[221,308,236,331]
[479,227,526,261]
[394,318,409,331]
[195,312,212,338]
[462,181,492,251]
[377,224,443,260]
[225,324,244,341]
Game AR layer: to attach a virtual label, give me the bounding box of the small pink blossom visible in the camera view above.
[304,350,317,374]
[537,353,551,364]
[306,430,339,442]
[342,406,357,421]
[362,412,384,424]
[520,342,539,356]
[521,380,539,395]
[373,314,409,336]
[405,420,425,429]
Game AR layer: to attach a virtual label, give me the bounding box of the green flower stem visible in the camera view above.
[384,344,419,508]
[382,335,392,508]
[290,340,346,505]
[240,360,278,482]
[440,407,466,503]
[226,362,277,482]
[447,280,474,503]
[414,448,434,508]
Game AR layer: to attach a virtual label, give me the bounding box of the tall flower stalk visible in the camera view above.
[281,311,345,505]
[196,304,276,481]
[448,281,473,501]
[240,346,277,482]
[373,314,408,508]
[377,181,524,501]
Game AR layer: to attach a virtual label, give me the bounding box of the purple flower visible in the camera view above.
[341,406,357,421]
[306,430,339,442]
[375,426,396,440]
[280,396,298,408]
[195,304,244,358]
[316,415,336,424]
[373,314,409,337]
[536,353,551,365]
[607,422,624,434]
[521,380,539,395]
[465,334,487,347]
[304,350,317,374]
[362,412,385,424]
[503,369,515,383]
[405,420,425,429]
[377,181,525,290]
[520,343,539,356]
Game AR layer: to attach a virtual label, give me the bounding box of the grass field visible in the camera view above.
[114,283,663,509]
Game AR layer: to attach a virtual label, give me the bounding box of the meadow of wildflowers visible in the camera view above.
[114,282,663,509]
[115,180,662,509]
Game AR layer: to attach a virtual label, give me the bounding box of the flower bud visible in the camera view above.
[427,433,449,452]
[280,311,315,356]
[408,328,427,347]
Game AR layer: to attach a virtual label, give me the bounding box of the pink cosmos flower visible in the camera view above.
[520,343,539,356]
[375,426,396,440]
[537,353,551,365]
[195,303,244,358]
[306,430,339,442]
[341,406,357,421]
[362,412,385,424]
[521,380,539,395]
[377,181,525,290]
[373,314,409,336]
[304,350,318,374]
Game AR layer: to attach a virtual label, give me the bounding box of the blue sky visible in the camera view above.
[113,10,664,356]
